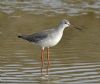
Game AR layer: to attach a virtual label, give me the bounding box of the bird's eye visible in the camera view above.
[64,21,67,24]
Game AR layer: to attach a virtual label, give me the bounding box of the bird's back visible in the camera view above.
[18,28,56,43]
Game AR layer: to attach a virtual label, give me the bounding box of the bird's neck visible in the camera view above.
[57,24,66,32]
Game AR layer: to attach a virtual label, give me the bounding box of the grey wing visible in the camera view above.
[24,29,55,42]
[18,28,55,42]
[19,32,48,42]
[30,32,48,42]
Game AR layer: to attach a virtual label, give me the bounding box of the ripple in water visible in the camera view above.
[0,0,100,15]
[0,60,100,84]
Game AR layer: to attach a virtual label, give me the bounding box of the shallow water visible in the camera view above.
[0,0,100,15]
[0,0,100,84]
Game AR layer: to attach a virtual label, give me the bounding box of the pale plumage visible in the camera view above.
[18,19,70,48]
[18,19,70,75]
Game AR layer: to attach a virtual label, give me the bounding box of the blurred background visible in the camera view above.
[0,0,100,84]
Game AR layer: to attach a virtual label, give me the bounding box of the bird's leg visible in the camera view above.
[41,48,44,67]
[47,47,50,65]
[46,47,50,75]
[41,47,44,75]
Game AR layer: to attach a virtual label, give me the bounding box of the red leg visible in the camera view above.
[41,47,44,75]
[46,47,50,75]
[47,47,50,65]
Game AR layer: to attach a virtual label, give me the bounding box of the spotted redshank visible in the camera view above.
[18,19,70,69]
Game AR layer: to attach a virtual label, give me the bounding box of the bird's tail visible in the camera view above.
[17,34,32,42]
[17,35,27,40]
[18,35,23,38]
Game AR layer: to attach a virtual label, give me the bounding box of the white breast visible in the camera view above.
[38,31,63,48]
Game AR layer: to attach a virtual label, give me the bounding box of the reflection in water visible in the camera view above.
[0,61,100,83]
[40,48,50,77]
[40,62,50,78]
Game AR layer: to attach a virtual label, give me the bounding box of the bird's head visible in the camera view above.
[61,19,82,31]
[60,19,70,28]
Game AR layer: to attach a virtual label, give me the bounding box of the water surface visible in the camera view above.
[0,0,100,84]
[0,0,100,15]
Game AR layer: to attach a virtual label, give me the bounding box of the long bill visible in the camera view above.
[71,24,83,31]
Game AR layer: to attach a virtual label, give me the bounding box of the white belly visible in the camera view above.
[38,32,63,48]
